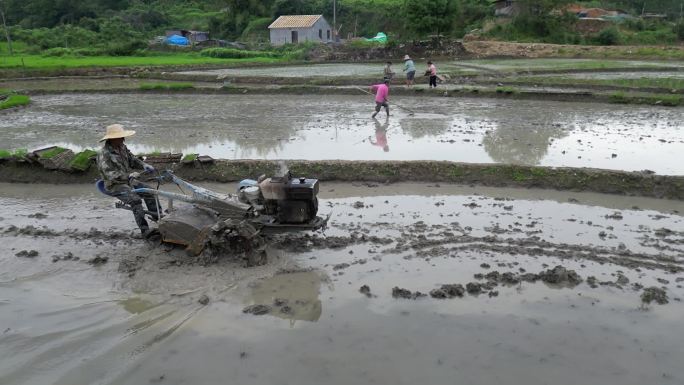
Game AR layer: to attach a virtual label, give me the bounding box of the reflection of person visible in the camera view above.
[383,61,395,81]
[370,78,390,118]
[97,124,160,237]
[426,61,437,88]
[369,117,390,152]
[403,55,416,88]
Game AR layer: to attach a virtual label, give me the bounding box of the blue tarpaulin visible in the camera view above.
[166,34,189,46]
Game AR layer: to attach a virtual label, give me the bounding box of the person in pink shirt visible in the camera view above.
[370,78,390,118]
[427,61,437,88]
[369,116,390,152]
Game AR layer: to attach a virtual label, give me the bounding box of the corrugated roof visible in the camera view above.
[268,15,323,29]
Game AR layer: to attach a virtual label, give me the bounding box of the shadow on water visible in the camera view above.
[482,120,566,165]
[246,271,326,325]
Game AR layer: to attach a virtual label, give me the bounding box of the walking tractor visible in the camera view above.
[96,169,329,264]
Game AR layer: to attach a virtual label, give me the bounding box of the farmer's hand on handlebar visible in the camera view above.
[129,172,141,180]
[143,163,155,172]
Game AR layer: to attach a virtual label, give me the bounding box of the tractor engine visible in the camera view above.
[239,174,319,224]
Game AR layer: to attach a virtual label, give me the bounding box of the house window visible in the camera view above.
[327,30,331,40]
[319,29,322,39]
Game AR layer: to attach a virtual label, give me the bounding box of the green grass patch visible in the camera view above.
[182,153,198,162]
[0,54,285,70]
[609,92,682,106]
[140,82,194,91]
[0,94,31,110]
[200,48,279,59]
[469,59,667,72]
[39,147,68,159]
[510,76,684,91]
[609,91,630,104]
[69,149,98,171]
[0,148,29,160]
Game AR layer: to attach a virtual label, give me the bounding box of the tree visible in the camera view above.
[403,0,457,37]
[517,0,571,16]
[0,0,12,55]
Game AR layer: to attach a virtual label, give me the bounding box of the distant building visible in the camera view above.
[268,15,332,46]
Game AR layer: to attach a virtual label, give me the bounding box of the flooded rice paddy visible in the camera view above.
[173,62,470,78]
[1,93,683,174]
[523,71,684,80]
[171,59,684,79]
[0,182,683,385]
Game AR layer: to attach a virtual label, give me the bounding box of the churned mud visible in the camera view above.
[1,93,682,174]
[0,181,683,385]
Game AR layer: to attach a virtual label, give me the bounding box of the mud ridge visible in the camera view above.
[1,159,682,200]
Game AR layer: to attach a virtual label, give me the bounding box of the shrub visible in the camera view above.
[598,27,621,45]
[42,47,73,57]
[675,22,684,41]
[102,40,147,56]
[72,47,103,56]
[200,47,278,59]
[241,17,272,41]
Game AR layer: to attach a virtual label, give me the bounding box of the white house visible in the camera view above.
[268,15,332,46]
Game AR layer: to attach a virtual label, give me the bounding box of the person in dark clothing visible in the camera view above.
[96,124,160,237]
[427,61,438,88]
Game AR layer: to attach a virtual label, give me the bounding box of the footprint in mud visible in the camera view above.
[243,304,271,315]
[15,250,39,258]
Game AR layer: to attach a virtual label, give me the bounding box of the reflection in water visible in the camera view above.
[369,117,390,152]
[1,94,682,173]
[482,122,566,164]
[475,104,569,165]
[118,297,158,314]
[399,115,451,139]
[247,271,325,325]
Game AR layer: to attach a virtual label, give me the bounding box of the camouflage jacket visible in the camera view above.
[97,141,145,189]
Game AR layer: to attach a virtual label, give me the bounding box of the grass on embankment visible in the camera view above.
[508,76,684,91]
[0,89,31,110]
[609,92,682,106]
[466,58,681,73]
[140,82,194,91]
[0,148,28,159]
[0,54,285,70]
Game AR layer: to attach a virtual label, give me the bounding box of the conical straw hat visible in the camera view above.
[99,124,136,142]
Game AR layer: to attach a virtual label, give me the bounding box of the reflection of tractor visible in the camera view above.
[96,170,328,265]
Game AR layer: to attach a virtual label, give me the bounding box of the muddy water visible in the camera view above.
[0,182,683,385]
[174,62,468,78]
[172,59,684,79]
[523,71,684,80]
[463,58,684,72]
[1,93,683,174]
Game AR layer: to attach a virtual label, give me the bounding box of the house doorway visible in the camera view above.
[291,31,298,43]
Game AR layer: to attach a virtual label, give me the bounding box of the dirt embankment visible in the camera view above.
[1,159,682,200]
[462,40,684,60]
[306,40,467,61]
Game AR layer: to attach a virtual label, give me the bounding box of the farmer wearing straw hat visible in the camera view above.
[97,124,159,237]
[402,55,416,88]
